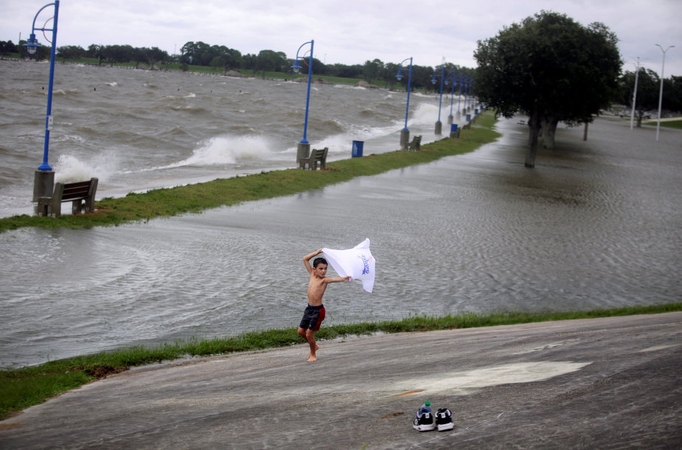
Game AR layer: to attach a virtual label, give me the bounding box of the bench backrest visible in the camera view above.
[60,180,95,201]
[38,177,98,217]
[300,148,328,170]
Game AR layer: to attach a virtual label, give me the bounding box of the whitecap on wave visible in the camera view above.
[53,153,120,183]
[166,135,275,168]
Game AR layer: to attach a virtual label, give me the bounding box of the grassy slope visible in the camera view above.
[2,303,680,420]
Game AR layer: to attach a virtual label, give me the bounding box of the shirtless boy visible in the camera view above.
[298,249,351,362]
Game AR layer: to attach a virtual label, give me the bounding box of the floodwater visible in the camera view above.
[1,61,681,369]
[0,60,451,216]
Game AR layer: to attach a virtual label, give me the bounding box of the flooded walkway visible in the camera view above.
[1,117,680,369]
[1,313,680,448]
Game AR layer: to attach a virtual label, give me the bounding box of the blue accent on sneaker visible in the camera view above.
[413,404,436,431]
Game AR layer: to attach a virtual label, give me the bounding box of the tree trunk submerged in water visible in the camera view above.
[542,116,559,149]
[526,111,540,168]
[583,121,589,141]
[637,110,644,128]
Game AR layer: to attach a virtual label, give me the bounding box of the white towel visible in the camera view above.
[322,238,376,293]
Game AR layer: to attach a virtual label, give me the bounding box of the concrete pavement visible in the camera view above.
[1,313,681,449]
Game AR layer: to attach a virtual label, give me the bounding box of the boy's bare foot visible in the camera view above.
[307,354,317,362]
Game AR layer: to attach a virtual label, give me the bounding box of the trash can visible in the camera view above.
[352,140,364,158]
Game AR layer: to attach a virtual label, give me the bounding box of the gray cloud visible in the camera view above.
[3,0,681,75]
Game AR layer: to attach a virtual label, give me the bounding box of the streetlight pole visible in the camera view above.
[456,74,464,118]
[25,0,60,202]
[463,76,470,113]
[396,57,413,149]
[446,69,457,125]
[630,57,640,130]
[469,79,475,113]
[291,39,314,165]
[431,65,446,135]
[655,44,674,141]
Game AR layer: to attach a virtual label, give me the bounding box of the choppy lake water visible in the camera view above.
[1,61,680,369]
[0,60,450,215]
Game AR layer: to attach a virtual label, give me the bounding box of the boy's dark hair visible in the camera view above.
[313,257,328,268]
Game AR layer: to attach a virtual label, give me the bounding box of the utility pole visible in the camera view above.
[655,44,674,141]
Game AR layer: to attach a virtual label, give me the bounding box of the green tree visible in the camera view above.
[618,68,660,126]
[668,76,682,112]
[328,63,363,79]
[0,40,19,56]
[86,44,106,65]
[410,64,435,92]
[254,49,286,78]
[141,47,169,70]
[180,41,213,66]
[100,44,135,66]
[242,53,257,71]
[57,45,85,61]
[210,46,242,75]
[131,47,147,69]
[474,11,622,167]
[312,58,328,75]
[382,62,399,89]
[363,59,384,83]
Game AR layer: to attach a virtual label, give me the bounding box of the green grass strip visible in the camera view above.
[1,302,680,420]
[646,119,682,129]
[0,113,499,233]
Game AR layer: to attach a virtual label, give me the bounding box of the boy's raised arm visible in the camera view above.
[303,249,323,274]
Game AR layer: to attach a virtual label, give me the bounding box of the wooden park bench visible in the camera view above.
[299,147,328,170]
[38,177,98,217]
[407,135,422,151]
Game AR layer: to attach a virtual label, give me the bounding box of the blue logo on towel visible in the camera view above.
[358,255,371,275]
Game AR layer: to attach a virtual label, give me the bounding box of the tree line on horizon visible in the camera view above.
[2,32,679,113]
[0,39,476,92]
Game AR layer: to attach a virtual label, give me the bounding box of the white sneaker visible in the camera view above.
[435,408,454,431]
[412,410,436,431]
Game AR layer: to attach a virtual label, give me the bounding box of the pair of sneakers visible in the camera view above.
[412,405,454,432]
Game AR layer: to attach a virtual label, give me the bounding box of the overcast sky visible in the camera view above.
[2,0,681,76]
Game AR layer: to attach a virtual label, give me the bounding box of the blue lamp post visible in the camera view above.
[395,57,413,149]
[431,65,446,135]
[463,76,471,113]
[291,39,314,166]
[26,0,60,203]
[456,73,464,118]
[446,69,457,124]
[469,78,476,114]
